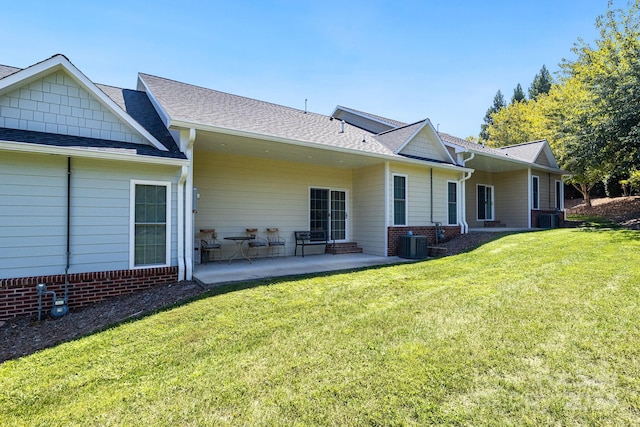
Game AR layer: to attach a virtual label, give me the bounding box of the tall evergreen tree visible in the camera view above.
[529,65,553,100]
[479,90,506,142]
[511,83,526,103]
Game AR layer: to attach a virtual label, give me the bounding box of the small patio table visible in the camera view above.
[224,236,252,264]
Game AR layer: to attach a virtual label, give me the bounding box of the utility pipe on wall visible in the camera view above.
[458,152,475,234]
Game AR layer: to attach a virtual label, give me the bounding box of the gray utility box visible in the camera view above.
[398,235,429,259]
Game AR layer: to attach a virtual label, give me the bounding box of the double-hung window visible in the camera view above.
[130,180,171,268]
[393,174,407,226]
[447,181,457,225]
[532,175,540,210]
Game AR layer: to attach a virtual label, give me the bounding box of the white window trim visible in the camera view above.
[476,184,494,221]
[129,179,172,269]
[555,180,564,211]
[447,180,458,226]
[308,186,350,242]
[392,173,408,226]
[532,175,540,210]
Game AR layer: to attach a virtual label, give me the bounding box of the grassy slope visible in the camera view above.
[1,228,640,426]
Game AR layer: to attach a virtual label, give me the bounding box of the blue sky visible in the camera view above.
[2,1,618,138]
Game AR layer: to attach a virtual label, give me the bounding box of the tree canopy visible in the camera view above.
[480,0,640,205]
[528,65,553,100]
[511,83,527,104]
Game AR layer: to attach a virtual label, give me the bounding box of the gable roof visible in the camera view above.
[0,56,184,160]
[138,73,401,158]
[0,55,168,152]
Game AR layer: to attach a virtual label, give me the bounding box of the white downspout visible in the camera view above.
[177,165,188,281]
[384,162,390,256]
[527,168,532,229]
[458,152,475,234]
[185,128,196,280]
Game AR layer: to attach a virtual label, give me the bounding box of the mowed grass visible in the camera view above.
[2,228,640,426]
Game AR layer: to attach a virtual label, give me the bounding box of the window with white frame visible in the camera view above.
[532,175,540,210]
[447,181,457,225]
[555,180,562,210]
[393,174,407,226]
[477,184,494,220]
[130,180,171,267]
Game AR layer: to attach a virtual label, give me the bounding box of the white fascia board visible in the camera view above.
[330,105,398,128]
[0,140,189,166]
[170,120,472,173]
[442,140,469,154]
[0,55,168,152]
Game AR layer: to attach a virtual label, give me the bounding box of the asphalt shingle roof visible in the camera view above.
[0,64,19,79]
[97,84,182,155]
[139,74,398,158]
[0,127,186,159]
[375,121,426,152]
[0,63,184,159]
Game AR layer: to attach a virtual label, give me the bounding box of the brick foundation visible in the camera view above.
[387,226,460,256]
[0,266,178,321]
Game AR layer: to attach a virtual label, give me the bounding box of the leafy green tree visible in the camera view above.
[555,0,640,205]
[479,90,505,142]
[511,83,526,103]
[528,65,553,100]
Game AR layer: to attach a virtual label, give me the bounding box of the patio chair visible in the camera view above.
[246,228,267,259]
[200,229,222,263]
[266,228,286,257]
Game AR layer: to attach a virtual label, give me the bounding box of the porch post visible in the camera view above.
[527,168,532,229]
[384,162,390,256]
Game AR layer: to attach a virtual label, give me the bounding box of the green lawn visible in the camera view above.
[2,227,640,425]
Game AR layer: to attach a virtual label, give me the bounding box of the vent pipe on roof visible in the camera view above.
[304,98,308,114]
[341,120,345,133]
[362,134,366,143]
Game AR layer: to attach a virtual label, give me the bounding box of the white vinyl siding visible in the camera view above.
[398,127,452,163]
[352,164,386,256]
[194,151,353,257]
[0,152,180,279]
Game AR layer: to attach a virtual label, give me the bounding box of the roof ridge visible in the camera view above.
[139,72,329,119]
[377,119,427,136]
[499,139,546,149]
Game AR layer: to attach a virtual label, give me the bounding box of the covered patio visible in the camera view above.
[193,253,410,286]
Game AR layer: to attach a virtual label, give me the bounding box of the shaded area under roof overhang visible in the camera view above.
[466,151,565,174]
[193,128,391,169]
[189,127,469,172]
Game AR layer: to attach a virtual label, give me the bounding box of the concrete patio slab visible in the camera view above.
[193,253,411,287]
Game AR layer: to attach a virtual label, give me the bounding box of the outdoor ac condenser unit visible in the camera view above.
[398,235,429,259]
[539,214,560,229]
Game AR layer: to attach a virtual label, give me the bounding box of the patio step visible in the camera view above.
[326,242,363,255]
